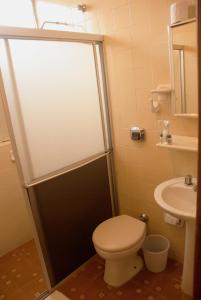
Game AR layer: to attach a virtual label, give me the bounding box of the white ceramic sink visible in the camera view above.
[154,177,197,297]
[154,177,197,220]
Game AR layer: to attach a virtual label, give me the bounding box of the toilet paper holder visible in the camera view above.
[130,127,145,141]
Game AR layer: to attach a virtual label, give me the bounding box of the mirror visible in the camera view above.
[169,19,198,116]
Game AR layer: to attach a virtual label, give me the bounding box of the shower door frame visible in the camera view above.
[0,26,118,295]
[194,0,201,298]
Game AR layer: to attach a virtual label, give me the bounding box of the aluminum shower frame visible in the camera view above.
[0,26,118,296]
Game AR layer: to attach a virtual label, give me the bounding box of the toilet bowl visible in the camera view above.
[92,215,146,287]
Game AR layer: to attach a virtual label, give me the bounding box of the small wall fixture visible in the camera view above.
[77,4,87,12]
[139,213,149,223]
[130,127,145,141]
[150,84,171,113]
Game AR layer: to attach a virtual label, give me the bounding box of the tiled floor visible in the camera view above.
[0,239,47,300]
[58,255,192,300]
[1,242,193,300]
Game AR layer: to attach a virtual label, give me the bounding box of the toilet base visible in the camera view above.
[104,253,143,287]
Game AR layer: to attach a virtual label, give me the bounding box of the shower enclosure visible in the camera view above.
[0,26,116,290]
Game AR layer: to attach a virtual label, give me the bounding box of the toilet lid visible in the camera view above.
[92,215,146,252]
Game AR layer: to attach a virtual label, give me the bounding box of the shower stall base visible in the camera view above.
[0,239,47,299]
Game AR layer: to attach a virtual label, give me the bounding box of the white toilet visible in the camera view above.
[92,215,146,287]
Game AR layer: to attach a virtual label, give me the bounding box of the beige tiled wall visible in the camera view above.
[82,0,197,262]
[0,142,33,256]
[40,0,197,262]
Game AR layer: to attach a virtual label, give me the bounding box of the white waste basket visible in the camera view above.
[142,234,170,273]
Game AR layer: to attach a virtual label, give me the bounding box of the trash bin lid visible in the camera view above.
[143,234,170,252]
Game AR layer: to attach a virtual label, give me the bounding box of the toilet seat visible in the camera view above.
[92,215,146,253]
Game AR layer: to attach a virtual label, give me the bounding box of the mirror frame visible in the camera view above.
[168,18,198,118]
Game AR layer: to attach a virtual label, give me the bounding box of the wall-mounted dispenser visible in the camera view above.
[170,2,196,25]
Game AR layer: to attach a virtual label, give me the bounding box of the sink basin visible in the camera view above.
[154,177,197,296]
[154,177,196,220]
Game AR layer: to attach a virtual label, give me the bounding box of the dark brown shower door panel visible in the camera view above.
[28,156,113,286]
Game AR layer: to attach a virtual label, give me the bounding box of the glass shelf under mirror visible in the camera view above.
[174,113,198,118]
[156,135,198,152]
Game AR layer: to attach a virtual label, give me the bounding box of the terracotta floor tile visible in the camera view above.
[59,255,192,300]
[0,239,48,300]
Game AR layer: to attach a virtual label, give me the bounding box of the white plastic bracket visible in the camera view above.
[150,84,171,113]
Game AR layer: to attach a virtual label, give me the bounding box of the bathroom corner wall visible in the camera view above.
[46,0,197,262]
[0,142,33,256]
[83,0,198,263]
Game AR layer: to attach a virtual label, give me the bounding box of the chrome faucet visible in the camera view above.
[184,174,193,186]
[184,175,197,192]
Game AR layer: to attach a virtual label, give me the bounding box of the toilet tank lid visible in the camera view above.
[92,215,146,252]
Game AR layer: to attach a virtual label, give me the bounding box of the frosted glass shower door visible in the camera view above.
[0,39,106,185]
